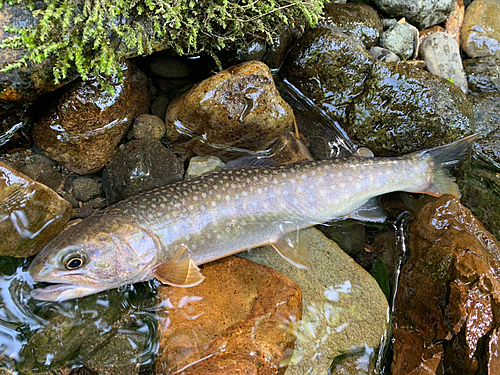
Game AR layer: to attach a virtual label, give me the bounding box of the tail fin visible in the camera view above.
[417,134,478,198]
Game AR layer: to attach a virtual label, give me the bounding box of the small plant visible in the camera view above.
[0,0,324,86]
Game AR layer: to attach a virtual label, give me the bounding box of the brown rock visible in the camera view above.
[392,195,500,374]
[445,0,465,47]
[33,61,149,175]
[0,161,72,257]
[165,61,294,161]
[155,256,302,374]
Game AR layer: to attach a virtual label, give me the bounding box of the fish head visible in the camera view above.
[29,214,159,302]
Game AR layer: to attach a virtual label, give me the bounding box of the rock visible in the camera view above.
[392,195,500,374]
[420,32,468,93]
[469,92,500,164]
[457,92,500,240]
[319,3,383,49]
[369,46,401,62]
[165,61,295,161]
[149,55,192,78]
[102,139,184,205]
[129,114,166,140]
[379,20,419,60]
[33,61,149,175]
[238,228,389,374]
[19,154,62,191]
[0,161,71,257]
[236,39,267,62]
[0,3,77,107]
[445,0,465,46]
[185,156,225,179]
[262,26,304,69]
[72,177,101,202]
[150,95,170,120]
[280,27,474,156]
[316,221,366,258]
[419,25,445,48]
[155,256,302,374]
[464,56,500,92]
[461,0,500,59]
[371,0,457,29]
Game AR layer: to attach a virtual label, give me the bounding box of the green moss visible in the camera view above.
[0,0,324,87]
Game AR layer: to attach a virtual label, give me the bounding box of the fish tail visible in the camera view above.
[416,134,477,198]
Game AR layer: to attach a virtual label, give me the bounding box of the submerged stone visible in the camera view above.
[0,161,71,257]
[102,139,184,205]
[464,56,500,93]
[33,61,149,175]
[239,228,389,374]
[392,195,500,373]
[165,61,294,161]
[156,256,302,374]
[280,27,474,156]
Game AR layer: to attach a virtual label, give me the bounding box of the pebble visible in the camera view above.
[129,114,166,140]
[461,0,500,59]
[379,20,419,60]
[72,177,101,202]
[20,154,62,191]
[185,156,225,179]
[420,32,468,93]
[370,46,401,62]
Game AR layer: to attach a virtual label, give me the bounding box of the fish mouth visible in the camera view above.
[30,281,110,302]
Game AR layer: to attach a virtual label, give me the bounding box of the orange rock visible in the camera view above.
[392,195,500,374]
[445,0,465,47]
[155,256,302,375]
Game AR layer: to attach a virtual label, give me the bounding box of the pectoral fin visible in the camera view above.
[271,230,311,270]
[153,258,205,287]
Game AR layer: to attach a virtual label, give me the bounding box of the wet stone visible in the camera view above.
[238,228,389,374]
[149,54,192,78]
[420,32,468,93]
[129,114,166,140]
[102,139,184,205]
[150,96,170,120]
[392,195,500,373]
[371,0,456,29]
[379,20,419,60]
[72,177,101,202]
[262,26,304,69]
[461,0,500,59]
[165,61,294,161]
[280,27,474,156]
[463,56,500,93]
[369,46,401,62]
[0,161,71,257]
[19,154,62,191]
[185,156,225,179]
[33,61,149,175]
[155,256,302,374]
[319,3,383,49]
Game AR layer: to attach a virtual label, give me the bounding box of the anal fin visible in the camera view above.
[271,230,311,270]
[153,258,205,287]
[342,197,386,223]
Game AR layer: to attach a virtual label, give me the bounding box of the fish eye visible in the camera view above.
[62,251,88,270]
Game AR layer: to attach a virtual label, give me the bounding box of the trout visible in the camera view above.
[30,135,476,301]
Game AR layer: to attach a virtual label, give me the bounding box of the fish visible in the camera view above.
[29,135,477,301]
